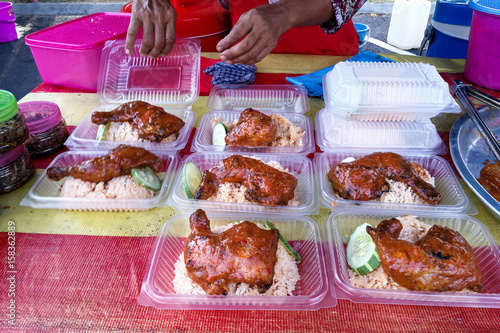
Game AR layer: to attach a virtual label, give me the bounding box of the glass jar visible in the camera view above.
[0,90,28,154]
[19,101,69,158]
[0,145,34,195]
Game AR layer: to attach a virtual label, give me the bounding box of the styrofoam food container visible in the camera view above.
[322,62,461,121]
[65,38,199,152]
[191,110,314,154]
[20,150,179,211]
[315,108,446,154]
[206,84,310,113]
[314,152,473,214]
[138,213,334,310]
[25,13,131,91]
[326,210,500,308]
[168,152,319,215]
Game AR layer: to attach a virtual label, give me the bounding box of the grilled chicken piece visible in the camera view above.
[91,100,184,142]
[47,144,161,182]
[478,162,500,201]
[184,209,279,295]
[194,155,297,206]
[328,152,442,204]
[225,108,277,147]
[367,218,482,292]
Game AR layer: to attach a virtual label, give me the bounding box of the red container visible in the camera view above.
[25,13,132,91]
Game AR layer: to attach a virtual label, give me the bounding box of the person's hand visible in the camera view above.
[216,4,291,65]
[125,0,177,58]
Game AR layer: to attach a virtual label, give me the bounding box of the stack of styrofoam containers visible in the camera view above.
[316,61,500,308]
[145,84,335,310]
[20,39,201,211]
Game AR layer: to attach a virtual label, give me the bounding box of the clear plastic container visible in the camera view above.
[206,84,310,113]
[20,150,179,211]
[314,152,473,214]
[325,210,500,308]
[168,152,319,215]
[65,38,200,152]
[0,145,34,195]
[191,110,315,154]
[18,101,69,158]
[322,62,461,121]
[315,108,446,154]
[138,212,334,310]
[0,90,28,154]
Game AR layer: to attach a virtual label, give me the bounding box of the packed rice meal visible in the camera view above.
[328,152,442,205]
[173,209,300,296]
[193,155,299,206]
[91,100,184,143]
[47,145,163,200]
[211,108,304,147]
[348,215,482,293]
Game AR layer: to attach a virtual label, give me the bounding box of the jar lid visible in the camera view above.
[18,101,63,135]
[0,144,24,168]
[0,90,18,123]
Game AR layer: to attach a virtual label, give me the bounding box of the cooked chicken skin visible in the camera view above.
[194,155,298,206]
[367,218,482,292]
[478,162,500,201]
[328,152,442,204]
[225,108,277,147]
[184,209,279,295]
[46,144,161,182]
[91,100,184,142]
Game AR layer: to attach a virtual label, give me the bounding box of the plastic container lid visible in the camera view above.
[25,13,131,50]
[18,101,62,135]
[0,144,23,168]
[469,0,500,15]
[206,84,310,113]
[323,62,461,121]
[0,90,18,123]
[97,38,200,106]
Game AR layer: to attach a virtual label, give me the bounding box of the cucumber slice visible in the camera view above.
[96,123,109,141]
[265,219,301,261]
[182,161,203,198]
[131,167,161,191]
[212,122,228,145]
[346,223,380,275]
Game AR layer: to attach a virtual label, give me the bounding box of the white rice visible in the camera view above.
[211,114,304,147]
[106,122,177,143]
[173,222,300,296]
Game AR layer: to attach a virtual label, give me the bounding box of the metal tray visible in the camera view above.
[450,106,500,220]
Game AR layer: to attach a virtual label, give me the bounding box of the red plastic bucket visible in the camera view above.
[0,2,17,43]
[464,0,500,90]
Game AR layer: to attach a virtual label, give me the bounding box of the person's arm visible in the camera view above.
[125,0,177,58]
[322,0,367,34]
[217,0,366,65]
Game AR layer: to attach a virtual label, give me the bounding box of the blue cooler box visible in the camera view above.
[426,0,473,59]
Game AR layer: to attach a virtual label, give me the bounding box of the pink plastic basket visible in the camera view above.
[464,0,500,90]
[25,13,132,91]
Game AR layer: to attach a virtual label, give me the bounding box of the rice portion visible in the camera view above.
[59,175,156,199]
[206,157,299,206]
[211,114,304,147]
[173,223,300,296]
[348,215,477,293]
[106,122,177,143]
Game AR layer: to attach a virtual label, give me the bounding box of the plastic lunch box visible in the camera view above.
[25,13,132,91]
[325,210,500,308]
[314,152,473,214]
[20,150,179,211]
[192,84,314,154]
[168,152,319,215]
[64,38,199,152]
[138,212,335,310]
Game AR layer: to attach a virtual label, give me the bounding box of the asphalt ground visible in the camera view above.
[0,3,434,101]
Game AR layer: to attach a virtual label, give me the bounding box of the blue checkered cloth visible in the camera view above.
[203,61,257,85]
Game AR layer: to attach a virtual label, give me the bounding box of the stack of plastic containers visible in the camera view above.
[138,84,334,310]
[316,61,500,308]
[20,39,201,211]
